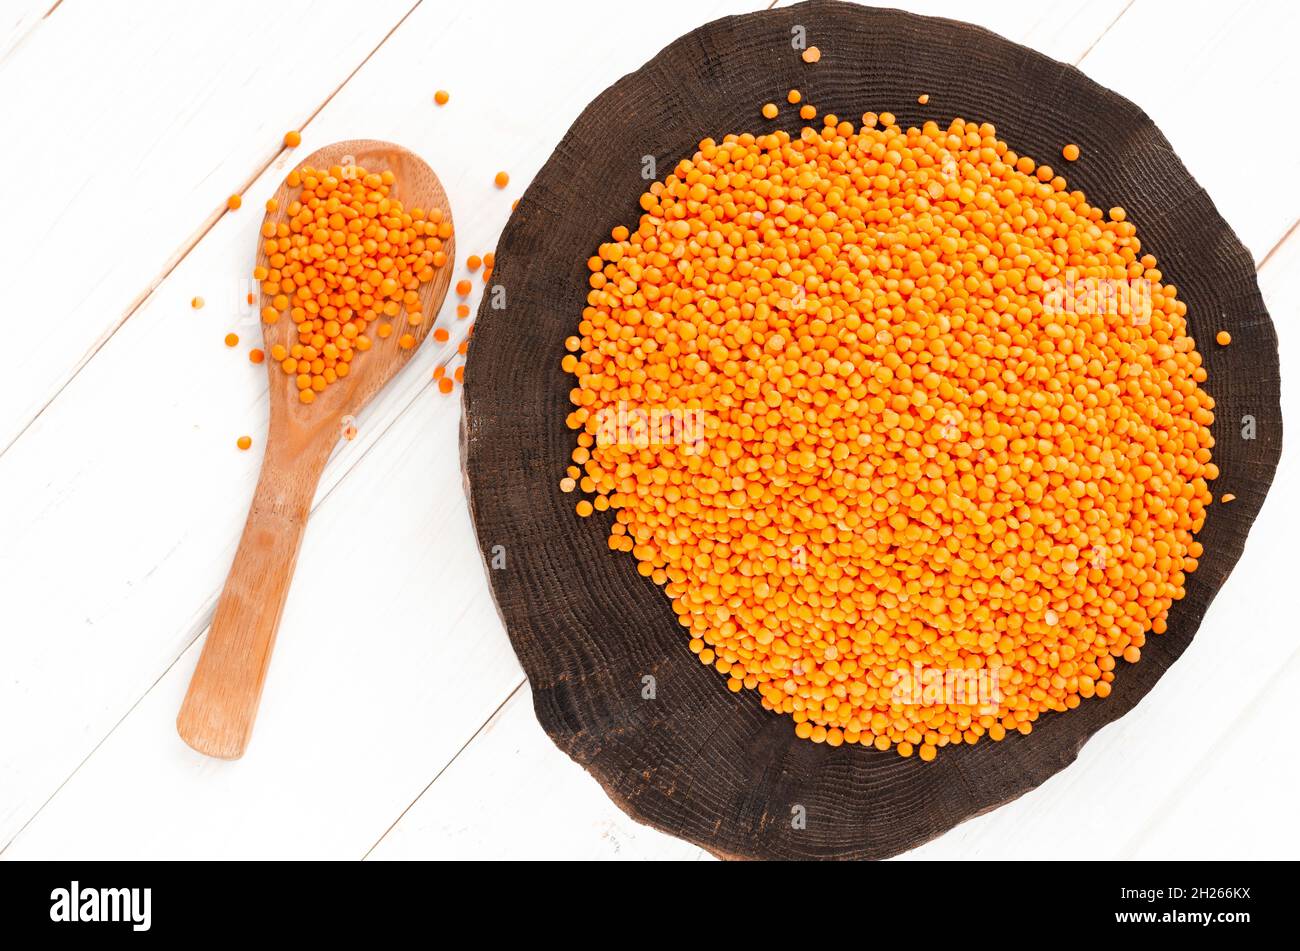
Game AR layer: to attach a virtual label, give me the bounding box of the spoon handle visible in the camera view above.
[177,432,333,759]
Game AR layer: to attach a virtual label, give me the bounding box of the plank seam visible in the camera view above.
[1073,0,1137,66]
[361,678,527,860]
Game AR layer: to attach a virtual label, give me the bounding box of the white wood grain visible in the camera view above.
[2,392,523,859]
[3,0,1296,862]
[1123,646,1300,859]
[0,0,416,452]
[0,0,765,856]
[1077,0,1300,264]
[0,0,52,64]
[367,682,714,861]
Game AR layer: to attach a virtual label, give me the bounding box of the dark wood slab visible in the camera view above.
[461,0,1283,859]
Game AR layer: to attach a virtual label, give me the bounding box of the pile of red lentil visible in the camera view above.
[251,161,454,403]
[563,95,1217,759]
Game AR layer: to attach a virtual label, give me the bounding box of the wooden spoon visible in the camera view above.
[177,140,454,759]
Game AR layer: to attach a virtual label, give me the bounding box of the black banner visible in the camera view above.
[0,859,1285,937]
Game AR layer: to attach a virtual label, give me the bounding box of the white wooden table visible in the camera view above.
[2,0,1296,861]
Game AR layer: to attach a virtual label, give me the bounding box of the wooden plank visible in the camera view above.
[0,0,417,452]
[366,682,714,861]
[0,0,764,855]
